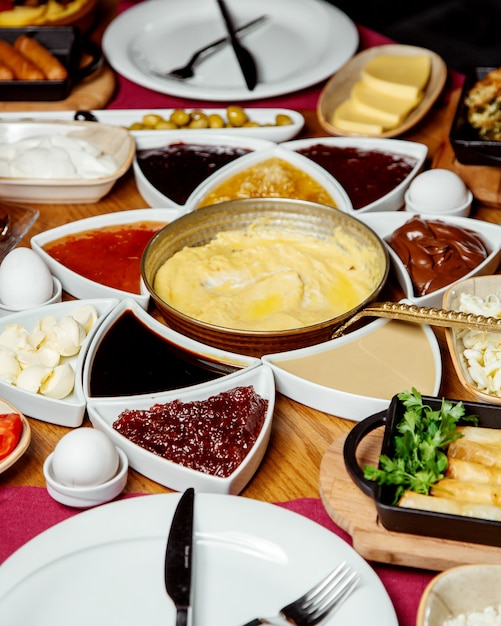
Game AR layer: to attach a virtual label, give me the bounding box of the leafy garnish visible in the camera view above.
[363,388,478,503]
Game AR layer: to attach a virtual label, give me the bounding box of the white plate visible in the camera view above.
[102,0,359,101]
[0,109,305,143]
[0,493,398,626]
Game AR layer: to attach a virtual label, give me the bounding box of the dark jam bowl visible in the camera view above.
[141,198,389,358]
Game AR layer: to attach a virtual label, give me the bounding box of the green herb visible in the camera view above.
[363,388,478,503]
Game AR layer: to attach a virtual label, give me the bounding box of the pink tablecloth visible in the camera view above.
[0,486,433,626]
[106,3,464,111]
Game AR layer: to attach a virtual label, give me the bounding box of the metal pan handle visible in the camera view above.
[343,410,387,498]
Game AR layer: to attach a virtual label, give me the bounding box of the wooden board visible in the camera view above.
[319,430,501,571]
[432,89,501,208]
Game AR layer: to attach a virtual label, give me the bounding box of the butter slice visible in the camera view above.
[351,80,421,127]
[361,54,431,99]
[332,100,386,135]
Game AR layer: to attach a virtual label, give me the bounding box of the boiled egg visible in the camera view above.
[0,248,53,309]
[406,169,471,214]
[51,428,120,487]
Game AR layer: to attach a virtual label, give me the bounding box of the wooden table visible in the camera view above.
[2,101,501,508]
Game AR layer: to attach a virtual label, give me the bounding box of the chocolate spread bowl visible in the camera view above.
[141,198,389,357]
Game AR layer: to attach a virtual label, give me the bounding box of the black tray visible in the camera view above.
[0,25,101,101]
[344,394,501,547]
[449,66,501,167]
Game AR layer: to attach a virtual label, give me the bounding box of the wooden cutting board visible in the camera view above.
[319,430,501,571]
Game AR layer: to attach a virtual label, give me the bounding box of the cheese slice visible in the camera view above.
[332,99,386,135]
[361,54,431,99]
[351,80,421,127]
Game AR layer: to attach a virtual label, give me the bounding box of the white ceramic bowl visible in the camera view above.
[0,398,31,474]
[31,208,181,309]
[443,274,501,405]
[0,276,62,317]
[87,363,275,494]
[262,314,441,421]
[358,212,501,308]
[0,120,135,204]
[190,144,353,213]
[281,136,427,214]
[133,132,275,212]
[417,564,501,626]
[44,445,128,508]
[0,298,118,427]
[82,298,261,402]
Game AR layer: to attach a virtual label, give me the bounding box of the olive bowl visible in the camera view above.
[141,198,389,357]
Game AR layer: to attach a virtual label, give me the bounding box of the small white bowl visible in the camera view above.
[262,314,441,421]
[133,132,275,212]
[31,208,181,309]
[358,212,501,308]
[0,120,135,204]
[190,144,353,213]
[44,445,128,508]
[0,398,31,474]
[417,564,501,626]
[87,363,275,494]
[0,298,118,427]
[281,136,427,214]
[405,186,473,217]
[0,276,62,317]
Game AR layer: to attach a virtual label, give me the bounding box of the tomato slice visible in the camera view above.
[0,412,23,461]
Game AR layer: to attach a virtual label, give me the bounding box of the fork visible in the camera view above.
[241,562,361,626]
[166,14,268,80]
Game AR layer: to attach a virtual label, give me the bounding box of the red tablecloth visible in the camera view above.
[0,486,434,625]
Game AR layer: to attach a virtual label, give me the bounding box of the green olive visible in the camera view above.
[142,113,165,127]
[208,113,226,128]
[275,114,293,126]
[128,122,145,130]
[169,109,191,127]
[188,117,209,128]
[155,120,178,129]
[226,105,248,127]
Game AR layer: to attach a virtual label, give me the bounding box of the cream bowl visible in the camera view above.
[87,362,275,494]
[0,298,118,427]
[133,132,274,212]
[141,198,389,357]
[417,564,501,626]
[358,212,501,308]
[31,208,181,309]
[44,444,128,508]
[0,120,135,204]
[281,136,427,214]
[443,274,501,405]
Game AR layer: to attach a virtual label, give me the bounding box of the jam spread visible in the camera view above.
[386,215,490,296]
[113,385,268,477]
[296,144,417,209]
[136,142,251,205]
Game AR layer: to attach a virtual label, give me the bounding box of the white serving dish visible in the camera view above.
[358,212,501,308]
[133,132,275,211]
[44,445,128,508]
[82,298,262,402]
[0,398,31,474]
[0,108,305,143]
[0,120,135,204]
[87,363,275,494]
[0,276,62,317]
[31,208,181,309]
[281,136,427,214]
[189,144,353,213]
[417,564,501,626]
[0,298,118,427]
[262,315,441,421]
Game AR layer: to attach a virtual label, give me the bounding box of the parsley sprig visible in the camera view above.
[364,388,478,503]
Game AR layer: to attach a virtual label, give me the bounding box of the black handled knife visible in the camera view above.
[165,488,195,626]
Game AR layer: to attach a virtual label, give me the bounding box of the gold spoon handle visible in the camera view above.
[331,301,501,339]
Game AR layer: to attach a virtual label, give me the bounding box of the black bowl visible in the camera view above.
[344,394,501,547]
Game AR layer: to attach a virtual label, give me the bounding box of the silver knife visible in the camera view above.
[165,488,195,626]
[215,0,258,90]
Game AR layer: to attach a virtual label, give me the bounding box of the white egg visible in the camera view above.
[51,429,120,487]
[0,248,53,309]
[408,169,469,212]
